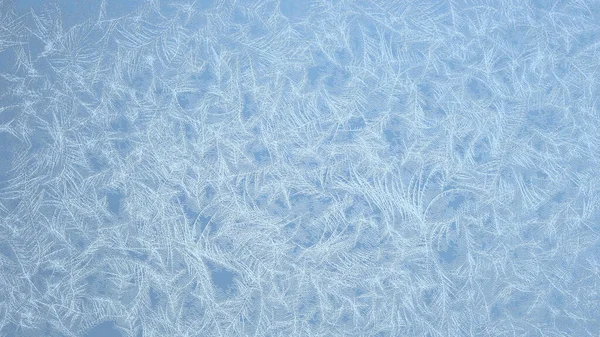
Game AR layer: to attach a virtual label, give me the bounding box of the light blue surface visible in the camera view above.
[1,0,600,336]
[84,321,122,337]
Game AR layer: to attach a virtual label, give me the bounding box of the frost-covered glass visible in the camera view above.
[1,0,599,336]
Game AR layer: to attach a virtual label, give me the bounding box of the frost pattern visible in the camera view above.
[1,0,600,336]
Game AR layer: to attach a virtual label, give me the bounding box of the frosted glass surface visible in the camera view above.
[1,0,599,336]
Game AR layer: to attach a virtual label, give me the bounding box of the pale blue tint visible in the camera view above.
[84,321,122,337]
[1,0,600,336]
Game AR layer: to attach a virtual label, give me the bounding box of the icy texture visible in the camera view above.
[1,0,600,336]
